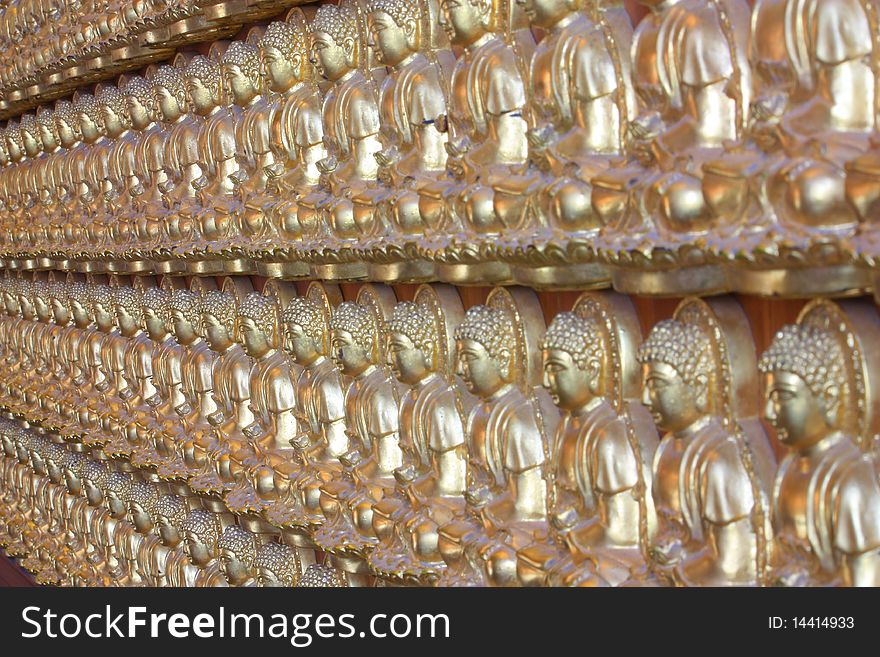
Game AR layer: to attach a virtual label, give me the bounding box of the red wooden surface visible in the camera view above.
[0,551,36,586]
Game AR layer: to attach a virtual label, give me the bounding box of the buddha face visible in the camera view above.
[33,294,51,322]
[518,0,575,30]
[763,371,836,450]
[239,317,272,358]
[203,313,231,352]
[115,304,138,336]
[543,348,598,412]
[93,301,115,332]
[456,337,507,398]
[171,309,197,344]
[6,135,22,161]
[79,113,101,142]
[126,95,151,130]
[331,328,371,376]
[285,323,319,365]
[51,296,69,324]
[128,501,153,534]
[155,514,181,547]
[186,77,215,115]
[29,450,46,475]
[21,128,41,157]
[388,332,431,385]
[310,31,350,82]
[63,467,81,495]
[439,0,487,48]
[82,478,103,506]
[184,530,213,566]
[55,118,77,147]
[256,566,285,587]
[38,122,56,151]
[368,11,415,68]
[106,489,127,518]
[223,64,257,105]
[262,45,297,93]
[100,105,124,138]
[71,298,90,326]
[143,307,167,340]
[220,548,253,585]
[155,86,182,122]
[3,292,19,316]
[46,457,63,484]
[641,361,705,434]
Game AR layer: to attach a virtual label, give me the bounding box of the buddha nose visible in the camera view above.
[763,395,775,424]
[640,383,651,408]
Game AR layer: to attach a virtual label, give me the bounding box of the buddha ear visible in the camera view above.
[586,358,601,394]
[343,36,356,59]
[821,383,841,427]
[693,373,709,412]
[497,347,512,379]
[403,17,418,40]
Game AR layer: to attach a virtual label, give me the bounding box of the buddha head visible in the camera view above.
[331,301,378,376]
[123,76,156,131]
[31,279,52,323]
[200,289,236,353]
[62,451,86,496]
[254,541,298,587]
[126,480,159,534]
[387,301,437,385]
[103,471,132,518]
[169,289,201,346]
[89,284,115,333]
[438,0,494,48]
[151,64,188,123]
[19,113,42,157]
[74,94,104,143]
[185,55,222,116]
[259,20,307,93]
[96,85,130,139]
[181,508,221,567]
[637,320,715,434]
[13,429,33,466]
[28,435,49,476]
[5,120,24,162]
[68,280,91,328]
[454,305,516,398]
[141,287,170,341]
[282,296,325,366]
[309,3,359,82]
[217,524,257,586]
[43,442,67,484]
[113,285,143,338]
[80,459,109,507]
[154,494,187,547]
[16,278,34,320]
[221,41,262,106]
[542,312,606,412]
[48,281,70,325]
[367,0,422,67]
[236,292,277,359]
[36,106,59,152]
[758,324,846,450]
[53,100,81,147]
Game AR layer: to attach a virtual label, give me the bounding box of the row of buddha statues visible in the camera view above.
[0,0,294,112]
[0,270,879,586]
[3,0,880,296]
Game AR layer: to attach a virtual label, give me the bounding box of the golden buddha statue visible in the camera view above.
[60,450,101,584]
[759,299,880,586]
[418,0,535,285]
[15,114,42,268]
[217,524,258,586]
[181,41,261,275]
[254,540,300,586]
[634,298,776,586]
[356,0,452,282]
[297,2,380,281]
[30,106,65,269]
[122,76,164,260]
[80,459,126,581]
[367,284,473,584]
[187,279,256,501]
[152,493,198,587]
[591,0,752,296]
[82,282,124,449]
[255,283,343,573]
[58,97,91,260]
[224,287,298,533]
[257,10,324,280]
[151,62,205,274]
[437,288,558,586]
[181,507,229,586]
[312,285,404,586]
[495,0,635,288]
[126,478,163,585]
[516,293,658,587]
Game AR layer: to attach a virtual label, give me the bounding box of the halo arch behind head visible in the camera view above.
[413,283,463,379]
[485,286,545,392]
